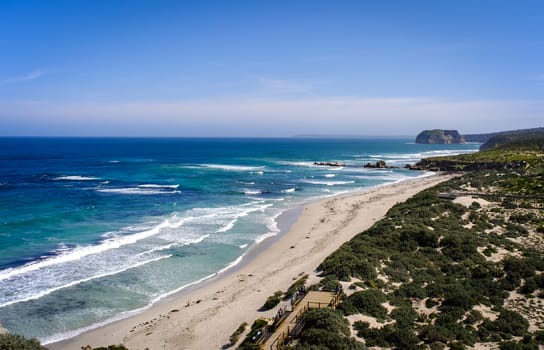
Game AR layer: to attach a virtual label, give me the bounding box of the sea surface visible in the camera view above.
[0,137,479,343]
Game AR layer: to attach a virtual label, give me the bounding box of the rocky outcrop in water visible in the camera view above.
[313,161,345,167]
[415,130,465,144]
[363,160,397,169]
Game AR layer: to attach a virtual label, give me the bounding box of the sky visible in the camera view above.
[0,0,543,137]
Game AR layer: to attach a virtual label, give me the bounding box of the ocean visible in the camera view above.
[0,137,479,343]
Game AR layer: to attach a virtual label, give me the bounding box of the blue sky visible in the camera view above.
[0,0,543,136]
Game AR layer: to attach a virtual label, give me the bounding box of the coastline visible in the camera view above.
[48,173,456,350]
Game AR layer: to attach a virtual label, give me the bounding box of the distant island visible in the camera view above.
[416,127,544,146]
[415,129,465,144]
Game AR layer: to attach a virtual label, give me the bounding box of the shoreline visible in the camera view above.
[48,173,455,350]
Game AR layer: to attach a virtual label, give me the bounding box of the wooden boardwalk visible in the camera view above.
[262,291,340,350]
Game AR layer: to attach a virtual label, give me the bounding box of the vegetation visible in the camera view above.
[286,309,365,350]
[237,319,268,350]
[262,291,283,310]
[0,334,49,350]
[228,322,248,347]
[285,274,308,299]
[238,142,544,349]
[480,131,544,151]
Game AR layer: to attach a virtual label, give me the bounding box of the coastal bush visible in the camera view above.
[289,309,365,350]
[262,291,283,310]
[301,308,350,336]
[229,322,247,346]
[354,321,423,349]
[499,340,539,350]
[390,305,418,329]
[318,275,341,292]
[237,319,268,350]
[479,309,529,338]
[251,153,544,349]
[285,274,308,299]
[342,289,388,319]
[0,334,48,350]
[318,250,377,281]
[464,310,483,325]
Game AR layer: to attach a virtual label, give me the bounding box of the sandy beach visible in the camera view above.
[49,173,454,350]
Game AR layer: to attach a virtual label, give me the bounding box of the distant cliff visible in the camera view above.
[415,129,465,144]
[464,127,544,143]
[480,130,544,151]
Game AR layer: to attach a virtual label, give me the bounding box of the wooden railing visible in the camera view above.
[264,291,342,350]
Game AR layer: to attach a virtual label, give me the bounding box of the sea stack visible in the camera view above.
[415,129,465,144]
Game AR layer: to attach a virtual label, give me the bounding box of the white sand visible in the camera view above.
[49,174,454,350]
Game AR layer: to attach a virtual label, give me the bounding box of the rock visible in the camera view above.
[313,161,345,167]
[364,160,396,169]
[405,164,424,171]
[415,129,465,144]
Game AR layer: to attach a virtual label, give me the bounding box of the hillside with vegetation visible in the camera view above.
[480,132,544,151]
[414,127,544,145]
[237,142,544,350]
[465,128,544,144]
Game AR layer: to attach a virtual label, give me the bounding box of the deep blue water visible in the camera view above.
[0,137,479,342]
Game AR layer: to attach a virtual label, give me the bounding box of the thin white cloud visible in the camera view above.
[1,96,542,136]
[0,70,47,86]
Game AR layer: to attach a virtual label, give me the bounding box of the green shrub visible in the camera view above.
[238,319,268,350]
[343,289,388,319]
[292,309,365,350]
[0,334,48,350]
[229,322,248,346]
[318,275,341,292]
[262,291,283,310]
[285,275,308,299]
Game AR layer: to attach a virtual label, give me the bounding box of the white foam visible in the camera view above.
[215,203,273,233]
[324,174,336,178]
[244,189,262,195]
[53,176,99,181]
[217,253,247,275]
[0,254,171,308]
[302,180,355,186]
[367,149,478,164]
[150,250,251,306]
[239,244,248,249]
[0,219,175,282]
[97,188,180,195]
[276,161,317,167]
[43,271,218,344]
[138,184,180,189]
[200,164,265,172]
[254,231,278,244]
[282,188,296,193]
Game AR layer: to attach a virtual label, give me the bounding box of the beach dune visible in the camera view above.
[49,174,453,350]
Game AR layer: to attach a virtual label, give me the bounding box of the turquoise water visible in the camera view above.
[0,137,479,342]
